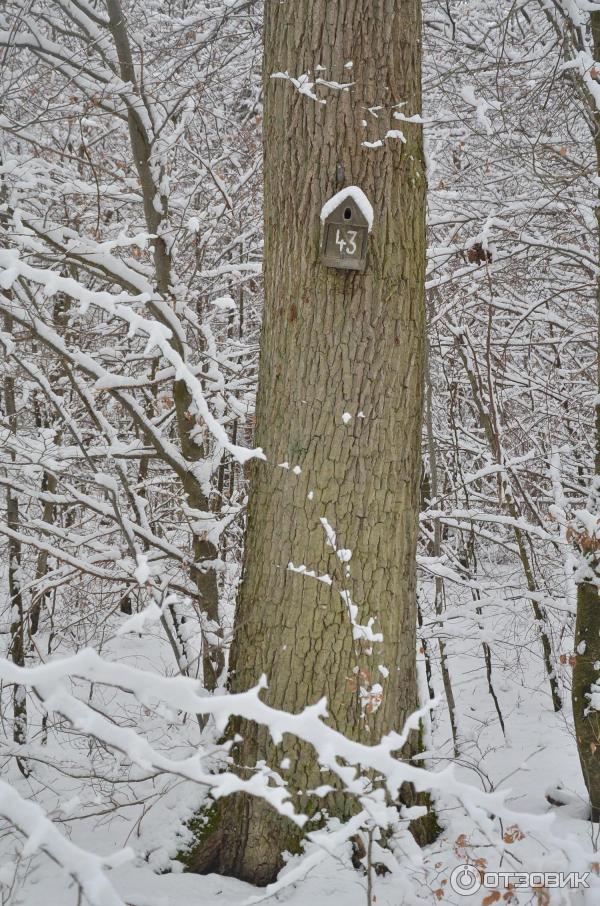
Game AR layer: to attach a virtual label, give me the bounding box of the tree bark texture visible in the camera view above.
[572,8,600,823]
[194,0,426,883]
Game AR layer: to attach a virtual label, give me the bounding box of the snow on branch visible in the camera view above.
[0,249,263,465]
[0,780,132,906]
[0,647,595,877]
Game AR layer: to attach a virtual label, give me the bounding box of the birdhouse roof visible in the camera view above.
[320,186,374,232]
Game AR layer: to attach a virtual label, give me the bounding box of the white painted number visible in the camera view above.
[335,228,358,257]
[335,228,346,253]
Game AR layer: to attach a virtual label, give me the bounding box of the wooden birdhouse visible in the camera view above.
[320,186,373,272]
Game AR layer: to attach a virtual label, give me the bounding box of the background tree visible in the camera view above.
[0,0,262,706]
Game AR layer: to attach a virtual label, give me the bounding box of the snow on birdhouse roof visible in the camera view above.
[320,186,374,232]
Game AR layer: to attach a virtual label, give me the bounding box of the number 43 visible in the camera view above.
[336,228,358,256]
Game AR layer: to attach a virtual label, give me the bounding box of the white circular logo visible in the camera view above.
[450,864,481,896]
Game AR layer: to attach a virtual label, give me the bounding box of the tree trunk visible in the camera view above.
[3,315,29,777]
[572,8,600,822]
[193,0,426,884]
[106,0,222,686]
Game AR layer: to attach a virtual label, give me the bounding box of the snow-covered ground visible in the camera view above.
[2,571,598,906]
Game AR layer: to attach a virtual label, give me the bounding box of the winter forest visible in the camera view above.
[5,0,600,904]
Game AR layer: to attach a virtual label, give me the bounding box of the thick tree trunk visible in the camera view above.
[193,0,426,884]
[572,8,600,822]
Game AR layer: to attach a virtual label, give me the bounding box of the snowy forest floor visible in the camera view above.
[1,571,595,906]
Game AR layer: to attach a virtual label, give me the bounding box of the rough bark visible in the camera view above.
[571,8,600,823]
[192,0,426,884]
